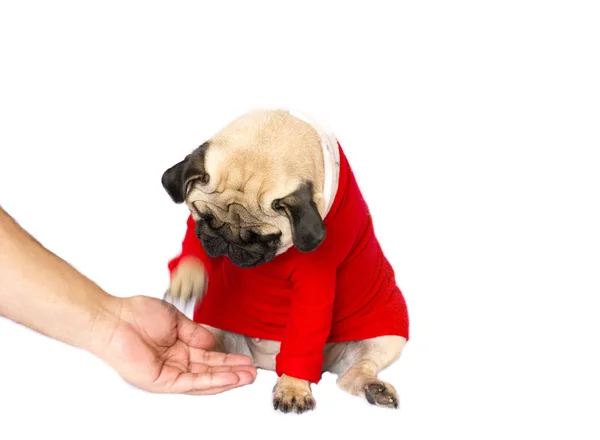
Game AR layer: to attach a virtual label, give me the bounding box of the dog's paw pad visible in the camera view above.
[273,391,316,414]
[364,381,399,409]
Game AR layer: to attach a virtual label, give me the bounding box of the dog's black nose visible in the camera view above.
[240,229,281,245]
[259,232,282,243]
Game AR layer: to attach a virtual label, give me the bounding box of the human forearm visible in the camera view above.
[0,206,257,396]
[0,207,119,356]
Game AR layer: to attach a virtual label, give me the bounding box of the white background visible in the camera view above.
[1,1,599,439]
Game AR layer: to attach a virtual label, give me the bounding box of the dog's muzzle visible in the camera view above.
[195,221,280,268]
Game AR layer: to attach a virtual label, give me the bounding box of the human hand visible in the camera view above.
[97,295,257,394]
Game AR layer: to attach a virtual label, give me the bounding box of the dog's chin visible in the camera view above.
[199,234,277,268]
[227,246,276,268]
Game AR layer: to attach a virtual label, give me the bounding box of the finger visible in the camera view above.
[189,348,254,366]
[189,363,258,377]
[169,371,240,394]
[185,384,240,395]
[176,316,215,349]
[185,370,256,395]
[228,370,256,387]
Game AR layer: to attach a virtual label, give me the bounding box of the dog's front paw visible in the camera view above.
[272,374,315,414]
[164,257,207,304]
[364,381,398,409]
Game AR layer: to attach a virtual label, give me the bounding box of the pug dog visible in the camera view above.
[161,109,410,414]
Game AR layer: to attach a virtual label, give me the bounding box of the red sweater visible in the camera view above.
[167,143,409,384]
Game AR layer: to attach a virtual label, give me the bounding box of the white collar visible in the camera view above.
[286,109,341,218]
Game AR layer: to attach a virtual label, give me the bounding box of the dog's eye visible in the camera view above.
[240,229,258,243]
[271,199,284,211]
[199,212,214,222]
[199,212,221,229]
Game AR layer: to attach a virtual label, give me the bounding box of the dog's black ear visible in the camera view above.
[272,182,326,252]
[161,142,210,204]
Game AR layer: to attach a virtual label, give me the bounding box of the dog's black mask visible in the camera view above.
[194,216,281,268]
[161,142,326,267]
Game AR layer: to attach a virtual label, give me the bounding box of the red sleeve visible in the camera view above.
[167,214,213,277]
[275,257,336,384]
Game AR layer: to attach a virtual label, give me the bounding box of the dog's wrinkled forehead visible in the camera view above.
[186,183,290,237]
[184,111,322,228]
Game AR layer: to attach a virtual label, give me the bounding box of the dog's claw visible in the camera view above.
[272,392,315,415]
[364,382,399,409]
[304,397,316,412]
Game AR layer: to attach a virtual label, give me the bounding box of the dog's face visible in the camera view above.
[161,110,328,268]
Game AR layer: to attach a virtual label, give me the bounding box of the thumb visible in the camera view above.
[176,311,215,349]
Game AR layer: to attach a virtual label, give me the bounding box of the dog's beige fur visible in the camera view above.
[166,109,406,413]
[185,109,326,252]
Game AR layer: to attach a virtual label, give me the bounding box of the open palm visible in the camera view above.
[100,295,256,394]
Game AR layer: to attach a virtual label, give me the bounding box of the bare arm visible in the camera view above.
[0,206,117,356]
[0,206,256,394]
